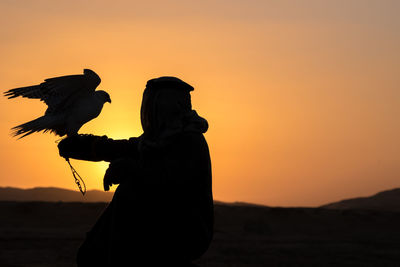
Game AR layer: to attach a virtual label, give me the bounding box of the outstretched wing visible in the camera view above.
[4,69,101,113]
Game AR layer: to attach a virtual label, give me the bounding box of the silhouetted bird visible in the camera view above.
[4,69,111,138]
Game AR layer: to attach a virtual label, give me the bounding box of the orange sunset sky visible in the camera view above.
[0,1,399,206]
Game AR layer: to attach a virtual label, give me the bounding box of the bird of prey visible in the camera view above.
[4,69,111,138]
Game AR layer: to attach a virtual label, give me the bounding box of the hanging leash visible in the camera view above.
[65,158,86,195]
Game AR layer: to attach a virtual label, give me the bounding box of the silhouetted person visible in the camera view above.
[58,77,213,266]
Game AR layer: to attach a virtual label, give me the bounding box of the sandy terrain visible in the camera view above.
[1,201,400,266]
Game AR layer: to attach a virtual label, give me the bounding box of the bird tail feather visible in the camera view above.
[11,116,58,139]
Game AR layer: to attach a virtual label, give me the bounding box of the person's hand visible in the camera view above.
[57,134,107,161]
[103,158,136,191]
[58,135,82,159]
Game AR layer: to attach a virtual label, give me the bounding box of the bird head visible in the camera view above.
[96,90,111,103]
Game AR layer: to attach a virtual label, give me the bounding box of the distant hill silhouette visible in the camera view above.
[0,187,265,206]
[2,187,400,211]
[0,187,114,202]
[321,188,400,212]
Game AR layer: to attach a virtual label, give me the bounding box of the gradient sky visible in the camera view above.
[0,0,399,206]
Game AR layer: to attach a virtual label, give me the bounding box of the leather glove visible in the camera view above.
[103,158,137,191]
[58,134,108,161]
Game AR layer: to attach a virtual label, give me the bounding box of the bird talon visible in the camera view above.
[55,137,65,144]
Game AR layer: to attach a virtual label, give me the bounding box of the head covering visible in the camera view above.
[139,76,208,149]
[145,76,194,92]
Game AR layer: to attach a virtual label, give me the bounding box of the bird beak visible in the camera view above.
[107,98,111,103]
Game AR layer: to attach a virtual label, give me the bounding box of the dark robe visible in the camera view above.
[72,132,213,266]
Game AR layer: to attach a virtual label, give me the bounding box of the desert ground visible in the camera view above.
[1,201,400,266]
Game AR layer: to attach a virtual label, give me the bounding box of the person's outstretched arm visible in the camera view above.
[58,134,139,162]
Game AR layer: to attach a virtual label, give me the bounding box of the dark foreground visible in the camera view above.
[1,202,400,266]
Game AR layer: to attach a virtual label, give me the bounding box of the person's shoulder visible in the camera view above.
[164,132,209,164]
[179,131,207,144]
[175,132,210,156]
